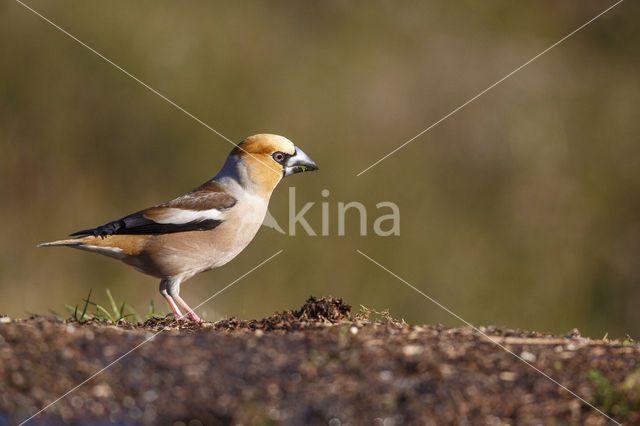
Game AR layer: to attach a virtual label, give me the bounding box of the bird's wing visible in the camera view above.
[70,181,237,237]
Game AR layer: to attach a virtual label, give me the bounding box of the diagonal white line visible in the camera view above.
[13,0,281,176]
[356,0,624,176]
[356,249,622,425]
[18,249,283,425]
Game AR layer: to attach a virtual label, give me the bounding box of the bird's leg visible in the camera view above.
[164,296,186,321]
[165,278,202,323]
[172,294,202,323]
[159,280,186,321]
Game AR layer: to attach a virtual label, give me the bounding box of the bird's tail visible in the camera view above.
[37,238,87,248]
[36,235,129,261]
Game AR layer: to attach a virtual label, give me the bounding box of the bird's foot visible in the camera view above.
[170,312,201,323]
[173,314,189,322]
[172,294,203,322]
[186,311,203,323]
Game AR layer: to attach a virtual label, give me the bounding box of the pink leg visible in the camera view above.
[173,295,202,323]
[164,295,186,321]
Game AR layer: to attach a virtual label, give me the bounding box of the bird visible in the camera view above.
[38,134,318,322]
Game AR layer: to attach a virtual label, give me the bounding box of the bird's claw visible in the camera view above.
[171,313,201,323]
[186,312,203,323]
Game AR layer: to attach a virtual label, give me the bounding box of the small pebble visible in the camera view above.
[144,390,159,402]
[402,345,423,357]
[499,371,517,381]
[520,351,536,362]
[379,370,393,381]
[92,384,112,398]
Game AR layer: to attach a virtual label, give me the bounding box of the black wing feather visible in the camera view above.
[70,212,222,237]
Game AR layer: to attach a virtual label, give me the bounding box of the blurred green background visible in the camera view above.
[1,1,638,338]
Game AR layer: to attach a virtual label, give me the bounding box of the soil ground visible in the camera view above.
[1,297,639,425]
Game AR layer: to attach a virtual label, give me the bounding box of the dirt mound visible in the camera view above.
[213,296,351,332]
[138,296,351,332]
[1,297,639,425]
[294,296,352,322]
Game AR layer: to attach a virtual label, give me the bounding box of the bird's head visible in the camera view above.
[230,134,318,193]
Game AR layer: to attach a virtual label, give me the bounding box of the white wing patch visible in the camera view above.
[78,245,125,259]
[150,208,222,225]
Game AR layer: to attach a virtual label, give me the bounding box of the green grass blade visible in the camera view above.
[80,289,92,322]
[94,304,113,321]
[106,289,119,317]
[147,299,156,318]
[48,309,63,320]
[125,304,141,323]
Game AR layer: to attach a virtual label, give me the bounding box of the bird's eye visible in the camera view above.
[272,151,286,164]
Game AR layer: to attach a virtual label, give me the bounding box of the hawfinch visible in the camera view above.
[38,134,318,322]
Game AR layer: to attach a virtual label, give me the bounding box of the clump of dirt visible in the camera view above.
[294,295,351,322]
[212,296,351,332]
[1,296,639,425]
[139,296,351,332]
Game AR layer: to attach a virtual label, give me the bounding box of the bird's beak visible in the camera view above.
[284,146,319,177]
